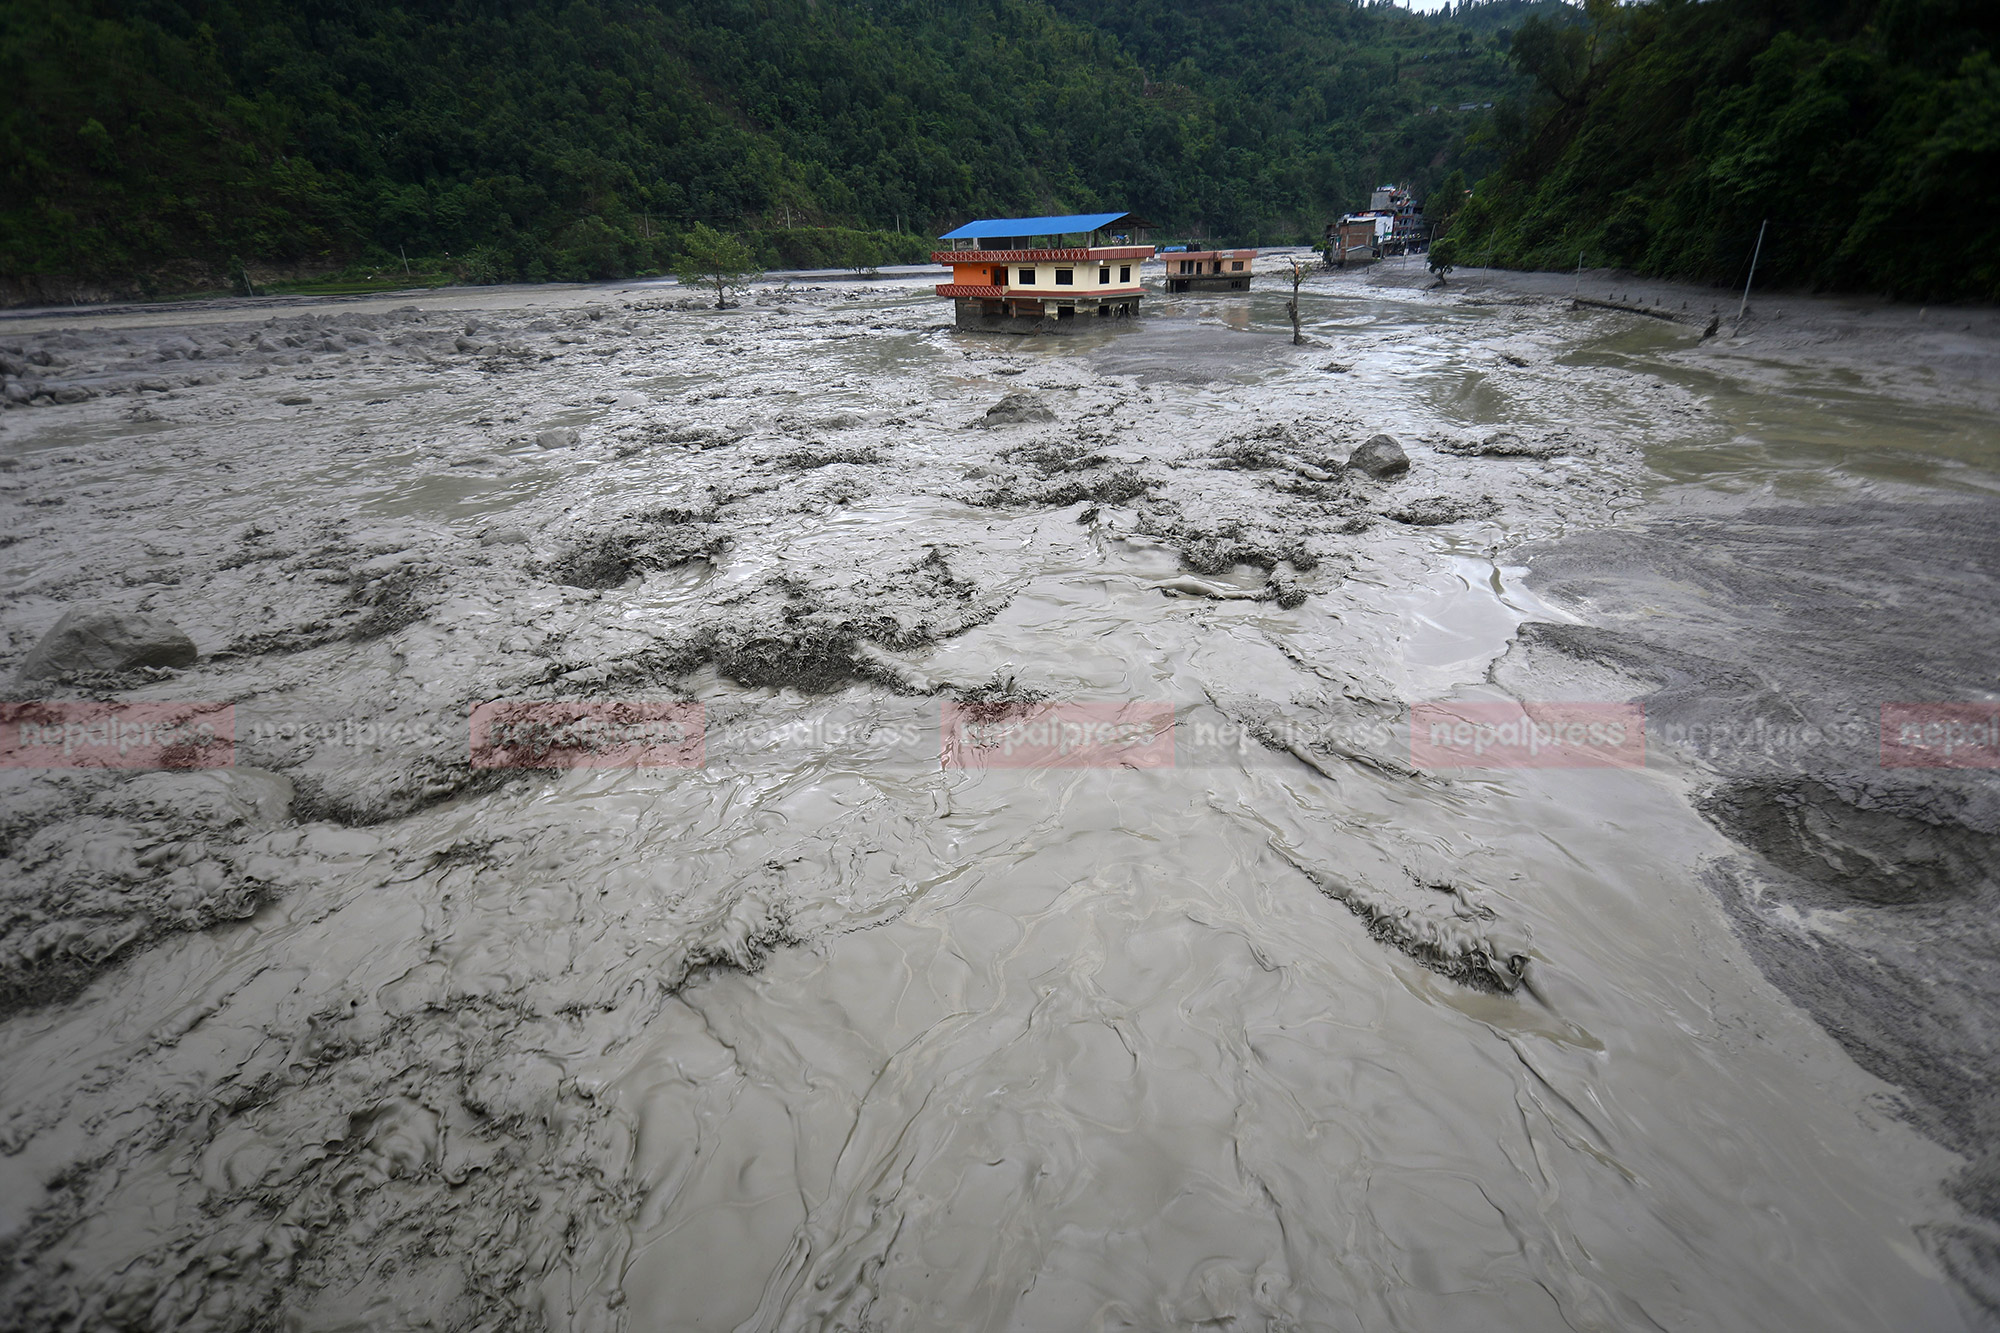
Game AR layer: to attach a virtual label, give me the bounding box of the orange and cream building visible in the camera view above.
[934,211,1154,332]
[1160,248,1257,292]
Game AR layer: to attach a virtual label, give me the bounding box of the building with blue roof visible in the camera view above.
[932,212,1155,333]
[937,212,1134,242]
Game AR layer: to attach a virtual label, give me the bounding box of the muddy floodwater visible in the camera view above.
[2,260,1997,1331]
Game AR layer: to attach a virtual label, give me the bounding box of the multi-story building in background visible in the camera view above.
[934,212,1154,333]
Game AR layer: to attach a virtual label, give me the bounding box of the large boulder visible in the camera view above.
[16,606,199,682]
[1348,433,1410,478]
[981,392,1055,427]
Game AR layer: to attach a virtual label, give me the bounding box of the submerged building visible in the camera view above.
[1328,216,1386,266]
[1160,247,1257,292]
[934,212,1154,333]
[1327,184,1428,264]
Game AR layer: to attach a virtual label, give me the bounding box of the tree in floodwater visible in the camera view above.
[1427,236,1458,285]
[675,224,758,308]
[1287,258,1307,343]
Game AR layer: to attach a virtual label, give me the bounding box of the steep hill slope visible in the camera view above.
[1447,0,2000,301]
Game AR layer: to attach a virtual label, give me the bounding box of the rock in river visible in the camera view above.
[1347,433,1410,478]
[16,605,199,681]
[981,392,1055,427]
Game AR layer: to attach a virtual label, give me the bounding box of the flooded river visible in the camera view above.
[1,263,1996,1330]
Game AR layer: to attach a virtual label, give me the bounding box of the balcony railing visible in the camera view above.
[936,283,1006,299]
[931,246,1154,265]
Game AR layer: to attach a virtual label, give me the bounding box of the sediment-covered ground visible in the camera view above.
[0,259,1995,1330]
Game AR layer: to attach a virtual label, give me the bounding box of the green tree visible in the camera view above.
[844,232,886,276]
[674,223,758,308]
[1427,235,1459,284]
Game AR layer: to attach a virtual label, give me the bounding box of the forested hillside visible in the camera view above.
[2,0,1553,299]
[1447,0,2000,301]
[25,0,1984,304]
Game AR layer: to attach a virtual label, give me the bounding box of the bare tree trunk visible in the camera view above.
[1288,260,1305,344]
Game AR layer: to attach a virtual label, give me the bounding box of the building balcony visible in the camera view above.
[931,246,1154,265]
[1161,248,1258,265]
[941,284,1146,301]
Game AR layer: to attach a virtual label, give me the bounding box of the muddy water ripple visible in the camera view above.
[0,268,1993,1330]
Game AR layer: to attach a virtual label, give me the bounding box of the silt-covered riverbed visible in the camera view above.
[1,260,1997,1330]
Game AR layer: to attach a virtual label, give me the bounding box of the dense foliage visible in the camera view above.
[2,0,1549,296]
[1449,0,2000,300]
[18,0,1982,301]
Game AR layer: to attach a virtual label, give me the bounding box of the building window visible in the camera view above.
[1231,261,1244,271]
[1180,260,1193,275]
[1018,268,1034,285]
[1099,268,1110,284]
[1120,265,1131,282]
[1055,268,1074,285]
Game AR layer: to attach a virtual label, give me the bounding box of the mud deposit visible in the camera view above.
[1,263,1997,1330]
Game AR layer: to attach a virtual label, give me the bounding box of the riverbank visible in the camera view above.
[1357,256,2000,412]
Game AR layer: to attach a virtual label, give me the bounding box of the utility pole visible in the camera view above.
[399,245,411,276]
[1737,218,1767,322]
